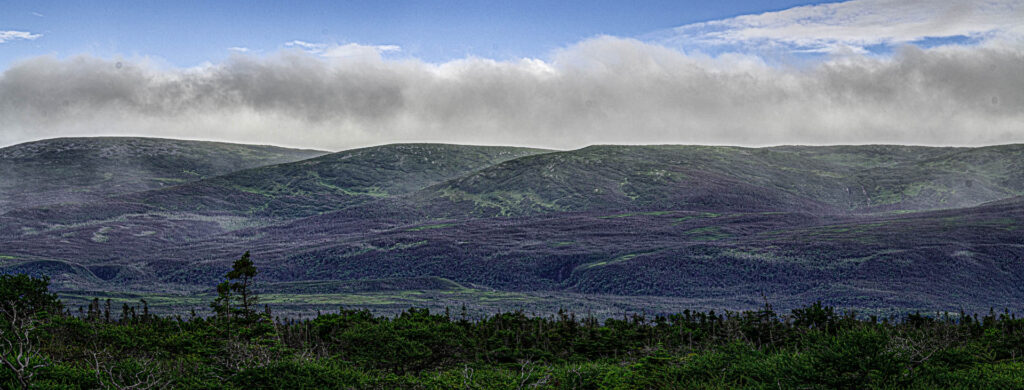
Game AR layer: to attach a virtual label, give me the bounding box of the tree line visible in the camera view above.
[2,252,1023,388]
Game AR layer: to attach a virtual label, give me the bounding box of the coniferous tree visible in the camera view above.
[210,280,233,320]
[140,299,149,322]
[104,299,111,323]
[87,298,100,322]
[226,251,259,323]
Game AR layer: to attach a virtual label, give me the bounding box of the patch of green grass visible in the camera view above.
[438,187,564,217]
[682,226,730,241]
[618,178,640,201]
[904,182,927,197]
[639,169,689,182]
[809,169,844,178]
[58,291,207,308]
[58,287,551,316]
[886,209,921,215]
[578,252,658,270]
[352,240,429,254]
[315,180,388,198]
[719,249,796,263]
[672,212,721,224]
[231,185,272,196]
[407,223,455,232]
[979,218,1019,231]
[871,187,903,205]
[599,211,674,219]
[151,177,188,184]
[385,240,429,251]
[261,293,399,306]
[91,226,113,243]
[0,255,17,260]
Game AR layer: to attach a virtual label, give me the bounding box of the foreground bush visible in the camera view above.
[2,274,1022,389]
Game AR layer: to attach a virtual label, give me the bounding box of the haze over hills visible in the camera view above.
[1,137,1022,316]
[0,137,327,213]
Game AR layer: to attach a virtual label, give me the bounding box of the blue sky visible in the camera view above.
[0,0,1021,149]
[1,0,829,68]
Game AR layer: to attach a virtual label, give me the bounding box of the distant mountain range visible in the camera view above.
[1,137,1022,315]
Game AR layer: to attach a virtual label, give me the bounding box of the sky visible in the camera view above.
[1,0,1022,150]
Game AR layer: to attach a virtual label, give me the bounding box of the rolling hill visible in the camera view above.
[1,139,1022,315]
[0,143,548,235]
[417,144,1024,217]
[0,137,326,213]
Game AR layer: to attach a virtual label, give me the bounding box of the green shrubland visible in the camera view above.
[2,262,1023,389]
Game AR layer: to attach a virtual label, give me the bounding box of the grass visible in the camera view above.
[91,226,113,243]
[406,223,455,232]
[315,180,388,198]
[672,212,721,224]
[379,240,429,252]
[599,211,674,219]
[681,226,730,241]
[151,177,188,184]
[578,251,659,270]
[439,187,568,216]
[56,287,557,318]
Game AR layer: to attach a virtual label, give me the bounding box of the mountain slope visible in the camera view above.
[3,141,1023,314]
[162,143,551,218]
[0,144,550,256]
[64,196,1013,312]
[415,144,1024,217]
[0,137,326,213]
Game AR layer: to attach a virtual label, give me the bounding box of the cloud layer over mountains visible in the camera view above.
[1,35,1022,149]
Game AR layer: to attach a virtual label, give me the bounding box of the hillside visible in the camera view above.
[0,144,550,263]
[1,140,1023,315]
[119,196,1016,312]
[136,143,550,218]
[0,137,326,213]
[416,144,1024,217]
[1,144,548,230]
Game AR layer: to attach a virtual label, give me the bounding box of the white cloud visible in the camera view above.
[1,2,1022,150]
[656,0,1024,54]
[31,12,44,18]
[286,40,401,60]
[284,40,327,53]
[228,47,250,53]
[1,36,1021,150]
[321,43,400,59]
[0,30,42,43]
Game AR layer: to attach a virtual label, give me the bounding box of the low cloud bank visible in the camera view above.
[1,37,1022,150]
